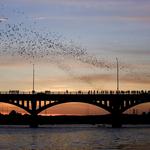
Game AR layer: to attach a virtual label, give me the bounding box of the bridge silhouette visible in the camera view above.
[0,90,150,127]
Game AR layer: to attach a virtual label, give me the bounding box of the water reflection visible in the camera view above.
[0,125,150,150]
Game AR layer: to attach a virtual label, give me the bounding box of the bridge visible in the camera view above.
[0,90,150,127]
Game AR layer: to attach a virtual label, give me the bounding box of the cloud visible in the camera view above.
[122,74,150,85]
[128,50,150,55]
[3,0,150,24]
[0,17,8,22]
[32,16,49,20]
[77,74,113,82]
[32,14,150,24]
[114,16,150,23]
[111,49,150,56]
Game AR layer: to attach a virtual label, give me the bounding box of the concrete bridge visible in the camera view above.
[0,90,150,127]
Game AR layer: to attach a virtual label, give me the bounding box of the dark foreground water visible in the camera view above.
[0,125,150,150]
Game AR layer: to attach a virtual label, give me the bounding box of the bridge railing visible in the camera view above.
[0,91,32,94]
[0,90,150,95]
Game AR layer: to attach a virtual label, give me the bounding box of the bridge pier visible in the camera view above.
[29,114,39,128]
[111,96,122,128]
[111,112,122,128]
[30,99,39,128]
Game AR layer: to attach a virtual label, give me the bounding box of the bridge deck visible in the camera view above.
[0,90,150,95]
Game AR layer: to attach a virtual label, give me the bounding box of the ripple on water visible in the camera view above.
[0,125,150,150]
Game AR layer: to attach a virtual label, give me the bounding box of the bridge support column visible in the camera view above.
[30,99,39,128]
[111,112,122,128]
[111,96,122,128]
[30,114,39,128]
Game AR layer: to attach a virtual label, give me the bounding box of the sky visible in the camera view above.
[0,0,150,115]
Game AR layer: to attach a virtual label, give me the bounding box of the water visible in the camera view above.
[0,125,150,150]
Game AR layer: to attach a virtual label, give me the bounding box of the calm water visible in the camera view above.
[0,125,150,150]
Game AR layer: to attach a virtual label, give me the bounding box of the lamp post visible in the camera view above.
[32,64,35,94]
[116,57,119,92]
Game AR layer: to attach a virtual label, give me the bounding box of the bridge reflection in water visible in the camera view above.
[0,90,150,128]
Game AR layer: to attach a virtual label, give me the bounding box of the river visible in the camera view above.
[0,125,150,150]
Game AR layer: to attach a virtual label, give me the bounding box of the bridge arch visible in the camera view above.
[36,101,111,115]
[122,100,150,113]
[0,101,31,114]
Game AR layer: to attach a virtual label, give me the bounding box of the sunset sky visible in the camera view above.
[0,0,150,115]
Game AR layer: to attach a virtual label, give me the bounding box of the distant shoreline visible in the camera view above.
[0,112,150,125]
